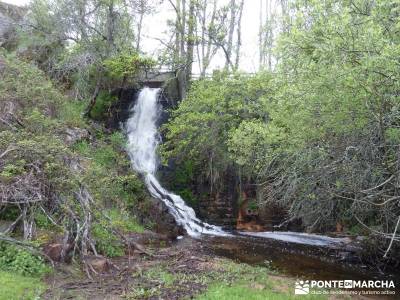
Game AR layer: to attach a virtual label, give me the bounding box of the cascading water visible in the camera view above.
[125,87,226,237]
[125,87,350,246]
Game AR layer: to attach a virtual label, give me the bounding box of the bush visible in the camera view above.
[92,208,144,257]
[91,224,125,257]
[89,91,117,121]
[0,243,49,276]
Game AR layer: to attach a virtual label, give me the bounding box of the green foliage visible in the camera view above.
[92,208,144,257]
[162,73,273,184]
[72,133,147,258]
[103,53,156,80]
[89,91,117,121]
[163,0,400,236]
[91,223,124,257]
[72,137,147,209]
[105,208,144,234]
[0,53,148,261]
[0,271,45,300]
[60,100,87,128]
[109,131,126,149]
[23,0,138,98]
[0,243,50,276]
[166,160,198,207]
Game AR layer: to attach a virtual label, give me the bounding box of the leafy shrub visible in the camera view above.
[109,131,126,149]
[0,243,49,276]
[92,208,144,257]
[103,53,156,80]
[106,208,144,233]
[60,100,87,128]
[91,224,124,257]
[89,91,117,121]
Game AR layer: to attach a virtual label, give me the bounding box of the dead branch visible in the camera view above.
[384,216,400,258]
[0,146,17,160]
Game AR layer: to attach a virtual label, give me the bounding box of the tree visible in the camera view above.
[128,0,157,51]
[23,0,154,115]
[162,0,400,256]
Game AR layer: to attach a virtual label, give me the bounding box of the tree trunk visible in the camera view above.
[185,0,195,83]
[84,79,100,117]
[234,0,244,70]
[180,0,186,58]
[136,9,144,51]
[224,0,236,71]
[106,1,115,55]
[201,0,217,77]
[259,0,263,68]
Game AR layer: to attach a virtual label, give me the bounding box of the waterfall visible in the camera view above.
[125,87,226,237]
[124,87,352,247]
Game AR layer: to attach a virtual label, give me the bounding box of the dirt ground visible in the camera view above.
[43,238,231,299]
[42,236,394,300]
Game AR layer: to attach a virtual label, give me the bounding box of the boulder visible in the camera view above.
[64,127,90,145]
[85,256,110,273]
[43,242,72,262]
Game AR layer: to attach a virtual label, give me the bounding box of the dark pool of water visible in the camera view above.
[202,234,400,288]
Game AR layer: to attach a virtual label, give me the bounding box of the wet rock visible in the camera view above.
[137,197,185,238]
[64,127,90,145]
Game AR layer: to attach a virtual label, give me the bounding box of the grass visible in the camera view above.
[0,271,45,300]
[125,258,329,300]
[60,100,87,128]
[197,285,285,300]
[195,260,327,300]
[196,282,327,300]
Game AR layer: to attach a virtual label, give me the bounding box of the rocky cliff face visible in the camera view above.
[197,169,239,229]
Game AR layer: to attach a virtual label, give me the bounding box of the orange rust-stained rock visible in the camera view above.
[336,222,344,233]
[236,190,264,232]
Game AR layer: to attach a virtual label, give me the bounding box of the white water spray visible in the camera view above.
[126,87,226,237]
[125,88,350,247]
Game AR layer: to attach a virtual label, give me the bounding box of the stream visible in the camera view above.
[125,87,399,289]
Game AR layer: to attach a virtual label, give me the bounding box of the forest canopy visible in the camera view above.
[1,0,399,280]
[162,0,400,259]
